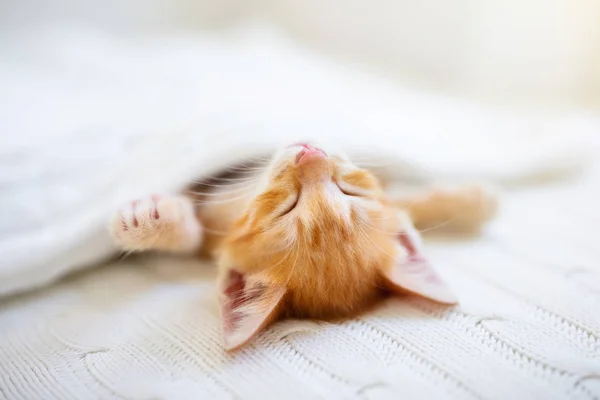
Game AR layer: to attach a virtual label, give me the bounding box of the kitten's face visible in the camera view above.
[218,143,456,350]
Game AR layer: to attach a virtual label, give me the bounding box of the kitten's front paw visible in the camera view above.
[110,195,201,252]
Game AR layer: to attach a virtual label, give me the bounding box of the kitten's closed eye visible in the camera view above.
[336,180,367,197]
[277,194,299,216]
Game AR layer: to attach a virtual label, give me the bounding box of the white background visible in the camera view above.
[2,0,599,108]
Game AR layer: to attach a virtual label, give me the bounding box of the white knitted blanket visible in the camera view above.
[1,164,599,399]
[0,24,594,297]
[0,25,599,399]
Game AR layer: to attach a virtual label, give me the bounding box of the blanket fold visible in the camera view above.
[0,25,596,296]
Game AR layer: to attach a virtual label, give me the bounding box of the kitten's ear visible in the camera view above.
[382,218,458,304]
[220,270,287,351]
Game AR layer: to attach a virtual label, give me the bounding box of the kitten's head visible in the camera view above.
[218,143,457,350]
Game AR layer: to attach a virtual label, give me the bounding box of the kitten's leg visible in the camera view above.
[110,194,202,253]
[393,184,499,232]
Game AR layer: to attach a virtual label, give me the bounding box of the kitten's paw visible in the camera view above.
[442,183,499,229]
[110,195,202,252]
[460,183,499,221]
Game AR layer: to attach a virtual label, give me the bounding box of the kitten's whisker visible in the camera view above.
[224,165,266,172]
[189,180,258,189]
[205,175,259,183]
[356,224,397,260]
[362,213,460,234]
[240,155,272,162]
[187,186,256,197]
[237,161,268,170]
[416,218,458,233]
[192,192,254,206]
[187,174,259,186]
[357,221,399,236]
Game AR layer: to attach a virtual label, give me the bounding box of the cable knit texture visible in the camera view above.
[1,25,599,399]
[1,162,599,399]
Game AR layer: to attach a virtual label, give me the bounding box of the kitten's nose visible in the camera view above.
[295,145,329,184]
[295,145,327,164]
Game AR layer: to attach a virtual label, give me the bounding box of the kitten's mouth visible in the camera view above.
[295,144,327,164]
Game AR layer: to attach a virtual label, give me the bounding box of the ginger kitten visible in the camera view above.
[111,142,497,350]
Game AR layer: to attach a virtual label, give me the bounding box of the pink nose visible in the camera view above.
[296,145,326,164]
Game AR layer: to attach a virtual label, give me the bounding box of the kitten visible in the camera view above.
[111,142,497,350]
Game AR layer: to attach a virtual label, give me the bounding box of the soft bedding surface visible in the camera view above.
[0,24,596,297]
[1,24,599,399]
[1,159,599,399]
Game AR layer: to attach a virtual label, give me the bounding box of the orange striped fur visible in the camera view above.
[111,143,497,350]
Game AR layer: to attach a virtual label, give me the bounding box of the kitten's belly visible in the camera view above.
[186,169,262,257]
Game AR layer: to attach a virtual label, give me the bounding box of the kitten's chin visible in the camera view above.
[297,156,330,184]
